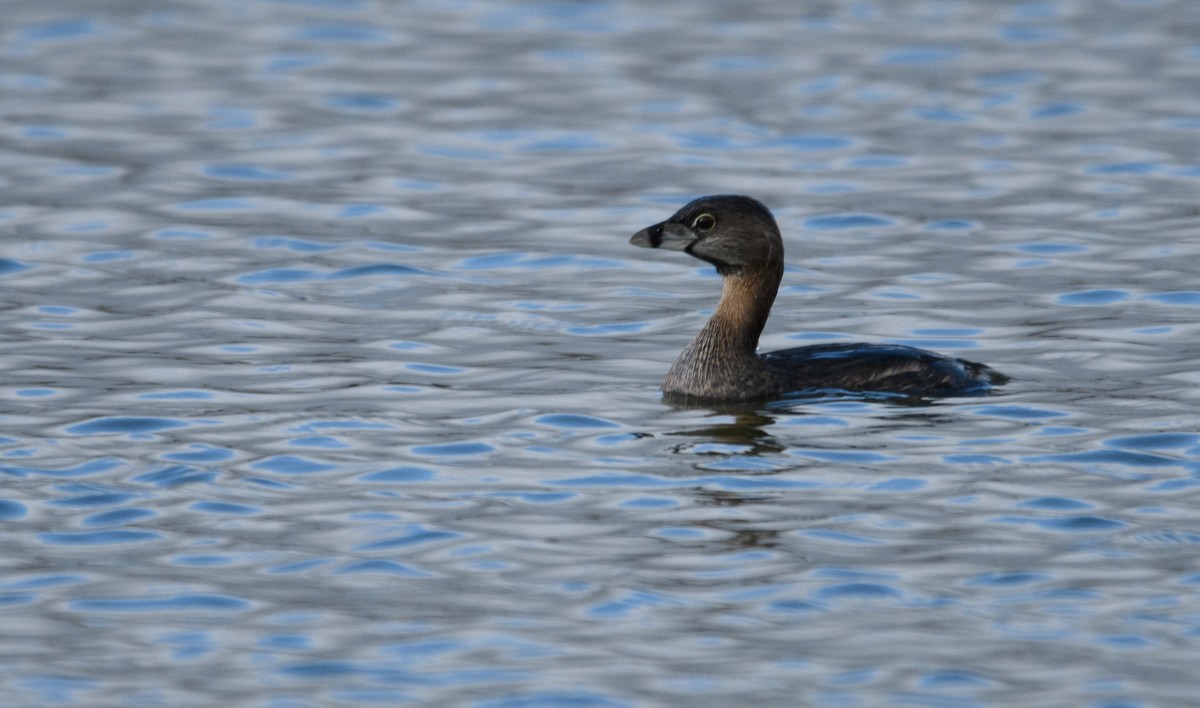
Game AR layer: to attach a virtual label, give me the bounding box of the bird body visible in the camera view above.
[630,195,1006,403]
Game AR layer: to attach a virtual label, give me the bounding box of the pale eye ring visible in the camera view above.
[692,213,716,231]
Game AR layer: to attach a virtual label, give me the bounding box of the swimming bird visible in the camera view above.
[630,195,1006,403]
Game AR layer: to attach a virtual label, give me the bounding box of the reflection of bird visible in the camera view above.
[672,413,785,456]
[630,195,1006,404]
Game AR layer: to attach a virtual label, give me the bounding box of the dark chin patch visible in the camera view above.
[710,261,741,276]
[684,243,738,275]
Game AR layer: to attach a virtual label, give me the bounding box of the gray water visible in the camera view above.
[3,0,1200,705]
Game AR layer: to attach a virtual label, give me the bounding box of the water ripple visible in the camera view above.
[358,467,436,483]
[4,1,1200,705]
[0,500,29,519]
[70,594,251,612]
[65,417,189,436]
[39,530,162,545]
[804,213,896,230]
[1056,289,1131,306]
[354,526,462,551]
[534,413,621,429]
[250,456,337,475]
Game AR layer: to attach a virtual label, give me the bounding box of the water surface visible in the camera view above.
[3,0,1200,705]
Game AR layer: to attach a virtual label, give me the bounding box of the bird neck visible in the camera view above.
[662,262,784,400]
[698,263,782,356]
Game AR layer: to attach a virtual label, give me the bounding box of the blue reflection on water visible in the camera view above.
[21,124,69,139]
[251,456,337,474]
[969,405,1069,420]
[925,219,975,230]
[1026,449,1191,469]
[325,93,402,112]
[83,508,157,526]
[162,446,234,463]
[354,525,462,552]
[336,560,430,576]
[880,46,963,64]
[138,390,213,400]
[203,165,292,181]
[404,363,467,375]
[66,417,189,436]
[236,262,439,283]
[261,53,327,74]
[49,491,138,508]
[1017,497,1093,511]
[992,515,1127,532]
[412,442,495,457]
[18,19,104,42]
[535,414,620,429]
[805,213,896,230]
[1107,433,1199,451]
[815,582,905,600]
[2,459,124,478]
[70,594,251,612]
[289,435,351,449]
[152,228,211,240]
[0,500,28,519]
[253,236,338,252]
[1088,162,1158,174]
[190,501,261,515]
[131,466,219,487]
[1145,291,1200,306]
[0,258,34,275]
[40,530,161,545]
[293,24,391,42]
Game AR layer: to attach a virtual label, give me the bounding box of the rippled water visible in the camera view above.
[3,0,1200,705]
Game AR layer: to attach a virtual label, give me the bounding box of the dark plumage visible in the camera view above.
[629,194,1007,403]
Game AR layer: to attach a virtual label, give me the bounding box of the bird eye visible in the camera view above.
[692,213,716,231]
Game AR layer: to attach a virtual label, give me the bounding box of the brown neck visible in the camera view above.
[699,262,783,356]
